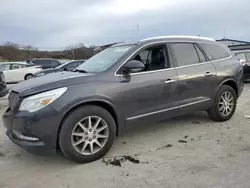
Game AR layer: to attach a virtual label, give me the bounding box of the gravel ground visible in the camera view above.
[0,84,250,188]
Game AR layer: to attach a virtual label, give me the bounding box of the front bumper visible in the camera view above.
[2,106,61,154]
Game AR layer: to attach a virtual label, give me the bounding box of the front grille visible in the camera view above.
[8,91,19,111]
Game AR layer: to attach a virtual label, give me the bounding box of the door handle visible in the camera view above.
[164,79,175,84]
[204,72,214,76]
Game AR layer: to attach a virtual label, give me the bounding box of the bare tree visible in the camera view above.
[1,42,20,61]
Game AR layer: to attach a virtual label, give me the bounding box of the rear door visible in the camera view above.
[169,42,217,114]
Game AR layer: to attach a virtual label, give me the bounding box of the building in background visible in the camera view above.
[217,38,250,51]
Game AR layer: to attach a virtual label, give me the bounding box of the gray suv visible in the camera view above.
[3,36,244,163]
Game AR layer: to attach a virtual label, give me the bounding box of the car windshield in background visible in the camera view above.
[76,45,135,73]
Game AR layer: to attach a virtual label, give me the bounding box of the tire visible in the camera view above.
[59,105,116,163]
[25,74,33,80]
[207,85,237,122]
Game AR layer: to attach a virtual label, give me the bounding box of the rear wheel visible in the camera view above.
[59,105,116,163]
[25,74,33,80]
[207,85,237,122]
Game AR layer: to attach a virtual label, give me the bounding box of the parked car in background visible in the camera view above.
[3,36,244,163]
[0,71,8,98]
[234,50,250,80]
[0,62,42,83]
[34,60,85,77]
[30,58,61,69]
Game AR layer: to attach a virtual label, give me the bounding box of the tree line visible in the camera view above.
[0,42,96,61]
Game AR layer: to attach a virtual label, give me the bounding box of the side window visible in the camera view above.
[235,53,246,61]
[31,60,40,65]
[50,60,60,67]
[199,43,231,61]
[137,50,151,64]
[11,64,23,69]
[0,64,10,71]
[171,43,200,66]
[245,52,250,62]
[194,44,206,62]
[131,45,168,72]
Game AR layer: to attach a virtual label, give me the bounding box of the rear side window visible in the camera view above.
[199,43,231,61]
[171,43,200,66]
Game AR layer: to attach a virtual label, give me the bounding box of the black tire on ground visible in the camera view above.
[207,85,237,122]
[59,105,116,163]
[24,74,33,80]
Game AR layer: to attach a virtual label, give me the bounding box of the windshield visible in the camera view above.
[76,45,135,73]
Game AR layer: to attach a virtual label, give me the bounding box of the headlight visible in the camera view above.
[19,87,67,112]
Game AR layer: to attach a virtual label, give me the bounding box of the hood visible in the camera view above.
[12,71,95,97]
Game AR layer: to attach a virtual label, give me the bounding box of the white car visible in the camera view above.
[0,62,42,83]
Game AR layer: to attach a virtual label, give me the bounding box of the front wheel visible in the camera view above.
[207,85,237,122]
[59,105,116,163]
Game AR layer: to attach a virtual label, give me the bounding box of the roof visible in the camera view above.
[216,38,250,44]
[140,35,215,42]
[0,62,28,65]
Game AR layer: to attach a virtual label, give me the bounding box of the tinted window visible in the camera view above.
[50,60,60,67]
[32,60,50,65]
[0,64,10,71]
[194,44,206,62]
[171,43,200,66]
[246,52,250,61]
[199,43,231,61]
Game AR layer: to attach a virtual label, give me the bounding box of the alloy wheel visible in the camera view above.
[71,116,109,155]
[218,91,234,116]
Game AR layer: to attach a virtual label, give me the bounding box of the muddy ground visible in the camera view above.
[0,84,250,188]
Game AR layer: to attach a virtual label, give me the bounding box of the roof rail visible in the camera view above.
[140,35,215,42]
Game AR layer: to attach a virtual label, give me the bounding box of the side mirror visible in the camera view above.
[123,60,145,74]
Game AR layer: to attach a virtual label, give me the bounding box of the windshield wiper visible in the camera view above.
[74,69,88,73]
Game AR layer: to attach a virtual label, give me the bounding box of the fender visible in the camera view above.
[60,98,123,136]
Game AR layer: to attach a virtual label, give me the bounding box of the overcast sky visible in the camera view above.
[0,0,250,50]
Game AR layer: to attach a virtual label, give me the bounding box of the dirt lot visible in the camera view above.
[0,84,250,188]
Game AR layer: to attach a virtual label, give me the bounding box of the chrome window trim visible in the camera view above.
[114,40,231,77]
[126,98,210,121]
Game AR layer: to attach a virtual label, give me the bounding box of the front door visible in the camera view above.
[115,43,179,124]
[169,42,217,114]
